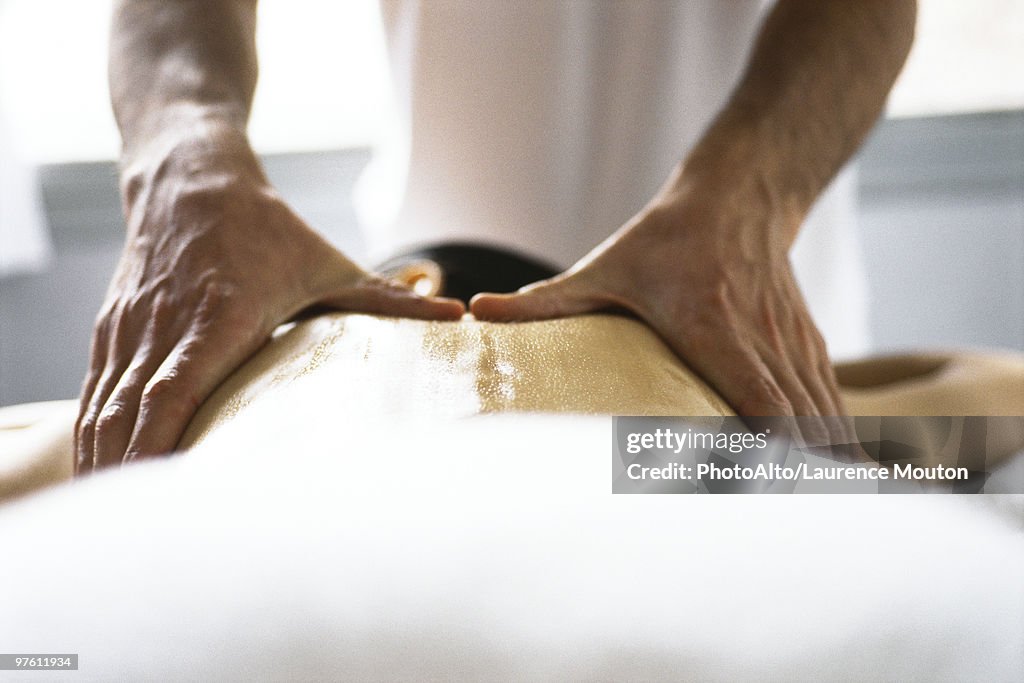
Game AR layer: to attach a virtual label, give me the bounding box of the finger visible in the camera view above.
[470,274,603,321]
[74,379,101,476]
[76,312,144,475]
[804,356,865,461]
[77,319,108,419]
[749,327,826,444]
[123,314,266,462]
[827,390,865,461]
[815,354,859,444]
[794,353,849,447]
[766,352,831,449]
[665,327,804,443]
[77,363,133,475]
[742,299,835,447]
[74,321,109,475]
[320,276,465,320]
[92,324,177,469]
[798,354,843,418]
[92,357,156,470]
[788,318,844,416]
[785,321,860,455]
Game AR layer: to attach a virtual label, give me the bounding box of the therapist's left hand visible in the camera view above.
[470,182,857,449]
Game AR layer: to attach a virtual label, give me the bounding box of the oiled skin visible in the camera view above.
[2,313,1023,503]
[179,314,735,449]
[178,315,1024,470]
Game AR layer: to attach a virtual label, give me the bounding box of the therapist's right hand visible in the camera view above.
[75,126,465,474]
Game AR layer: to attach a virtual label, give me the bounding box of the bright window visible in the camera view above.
[886,0,1024,117]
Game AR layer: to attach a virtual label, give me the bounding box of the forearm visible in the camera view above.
[666,0,916,245]
[109,0,259,177]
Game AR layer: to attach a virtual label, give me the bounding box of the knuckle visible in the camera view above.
[74,401,92,431]
[193,281,261,331]
[95,299,118,325]
[707,280,731,309]
[141,374,199,416]
[151,295,179,328]
[74,417,97,467]
[736,397,792,417]
[737,376,791,416]
[95,401,130,432]
[198,281,240,318]
[142,374,179,403]
[203,280,240,305]
[753,374,787,404]
[121,291,157,322]
[76,411,98,439]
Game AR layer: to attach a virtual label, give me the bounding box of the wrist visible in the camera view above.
[656,111,812,249]
[119,107,264,211]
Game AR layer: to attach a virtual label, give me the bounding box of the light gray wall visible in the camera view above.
[855,111,1023,352]
[1,111,1022,406]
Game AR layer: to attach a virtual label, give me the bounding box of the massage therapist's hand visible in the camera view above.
[474,0,915,450]
[76,126,464,474]
[471,178,855,447]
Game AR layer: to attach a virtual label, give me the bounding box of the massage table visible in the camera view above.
[1,313,1022,680]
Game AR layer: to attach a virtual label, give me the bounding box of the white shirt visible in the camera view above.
[358,0,870,358]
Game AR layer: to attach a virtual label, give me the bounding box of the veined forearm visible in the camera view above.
[109,0,258,160]
[674,0,915,242]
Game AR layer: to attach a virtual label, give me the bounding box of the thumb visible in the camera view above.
[470,275,598,321]
[318,275,465,321]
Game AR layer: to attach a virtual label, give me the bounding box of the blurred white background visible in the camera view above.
[0,0,392,162]
[0,0,1021,164]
